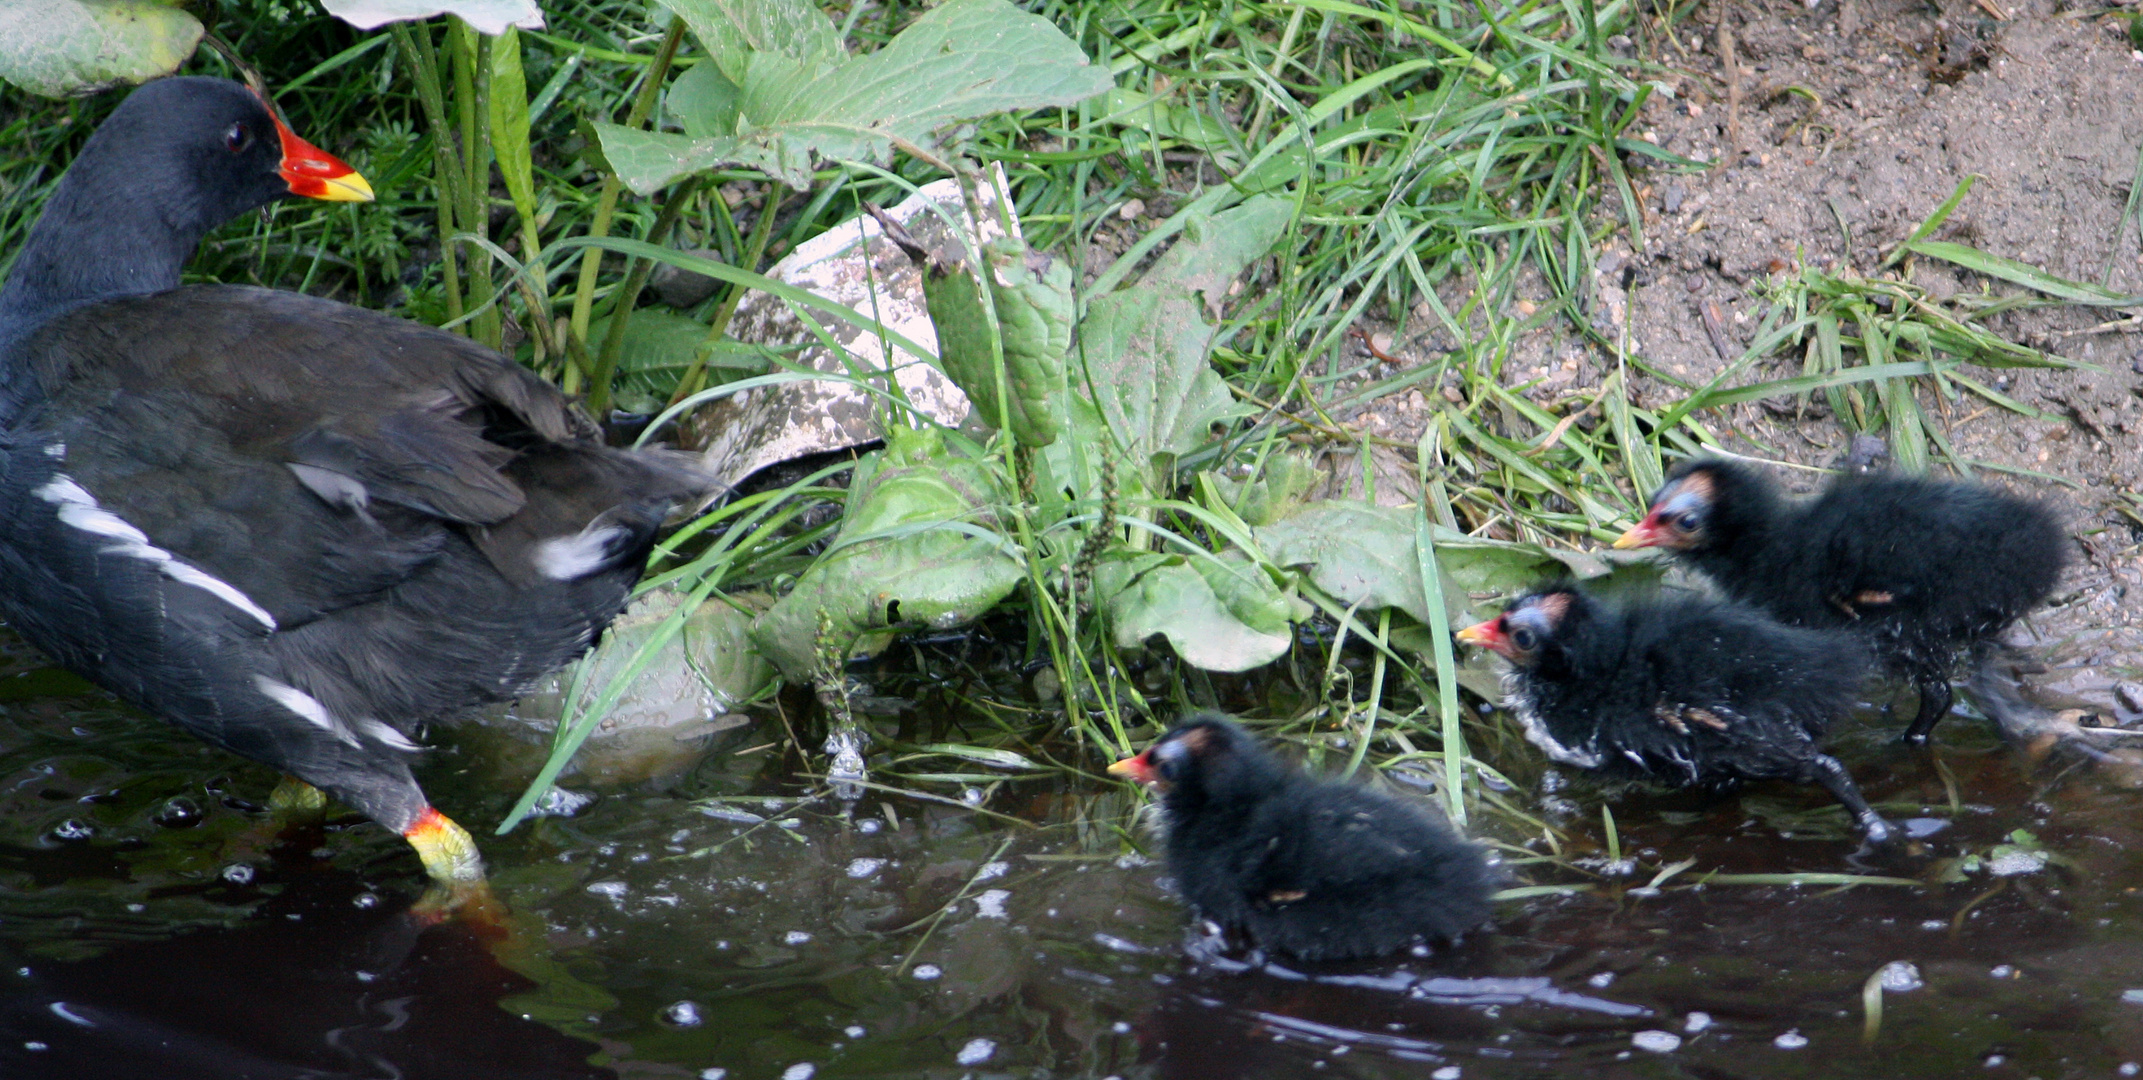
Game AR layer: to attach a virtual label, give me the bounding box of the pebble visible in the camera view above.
[1684,1012,1713,1033]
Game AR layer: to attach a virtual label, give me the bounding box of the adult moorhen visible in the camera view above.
[0,77,709,886]
[1456,584,1895,843]
[1613,456,2067,743]
[1109,713,1495,961]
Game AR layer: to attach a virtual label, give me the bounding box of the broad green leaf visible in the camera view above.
[1078,196,1289,479]
[1097,551,1291,672]
[1204,455,1319,526]
[602,0,1112,191]
[1100,87,1238,160]
[0,0,202,98]
[487,26,536,222]
[750,427,1023,676]
[1258,503,1446,626]
[660,0,841,82]
[666,59,741,139]
[319,0,543,34]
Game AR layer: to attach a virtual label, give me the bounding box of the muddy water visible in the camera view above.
[3,633,2143,1079]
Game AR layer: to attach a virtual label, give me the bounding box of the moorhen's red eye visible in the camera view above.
[224,122,250,153]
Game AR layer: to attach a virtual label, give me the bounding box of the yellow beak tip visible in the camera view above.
[1611,531,1643,550]
[1106,760,1135,778]
[325,172,377,203]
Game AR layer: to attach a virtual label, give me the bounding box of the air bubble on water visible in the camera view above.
[1879,961,1923,992]
[1631,1031,1681,1053]
[956,1039,996,1066]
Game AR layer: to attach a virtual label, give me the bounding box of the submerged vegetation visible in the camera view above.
[0,0,2126,889]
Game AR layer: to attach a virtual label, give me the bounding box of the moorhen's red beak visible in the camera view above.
[256,88,373,203]
[1612,512,1668,550]
[1108,749,1159,785]
[1454,617,1511,657]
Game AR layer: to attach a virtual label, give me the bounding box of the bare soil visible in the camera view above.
[1344,0,2143,730]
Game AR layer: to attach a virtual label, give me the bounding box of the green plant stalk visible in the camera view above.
[394,23,466,326]
[567,18,687,380]
[1414,512,1466,826]
[669,186,785,408]
[450,19,500,348]
[587,178,704,416]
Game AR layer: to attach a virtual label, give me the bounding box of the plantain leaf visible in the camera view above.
[0,0,203,98]
[599,0,1111,191]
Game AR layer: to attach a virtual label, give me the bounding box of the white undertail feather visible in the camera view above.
[533,523,631,581]
[38,472,278,630]
[254,676,359,748]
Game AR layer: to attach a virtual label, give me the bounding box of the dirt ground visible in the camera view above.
[1348,0,2143,728]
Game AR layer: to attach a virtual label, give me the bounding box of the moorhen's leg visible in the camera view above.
[1806,752,1896,844]
[1902,675,1954,745]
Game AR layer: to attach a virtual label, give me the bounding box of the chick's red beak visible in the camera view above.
[1108,749,1159,785]
[1612,511,1669,550]
[257,89,373,203]
[1454,617,1512,658]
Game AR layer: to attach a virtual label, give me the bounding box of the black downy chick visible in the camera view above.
[1456,584,1894,843]
[1109,714,1495,962]
[1614,457,2067,744]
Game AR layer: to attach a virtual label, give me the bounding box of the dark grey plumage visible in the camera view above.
[1459,584,1892,842]
[1618,457,2068,742]
[0,77,709,877]
[1113,714,1495,961]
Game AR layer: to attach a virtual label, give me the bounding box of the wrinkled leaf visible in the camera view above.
[750,427,1023,676]
[1097,551,1291,673]
[1079,196,1289,480]
[1259,503,1448,626]
[926,237,1073,446]
[319,0,543,34]
[601,0,1111,191]
[0,0,202,98]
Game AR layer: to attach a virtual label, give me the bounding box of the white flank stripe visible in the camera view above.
[34,475,94,505]
[44,473,277,631]
[358,718,421,752]
[160,563,278,630]
[57,503,150,544]
[534,524,629,581]
[254,677,360,748]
